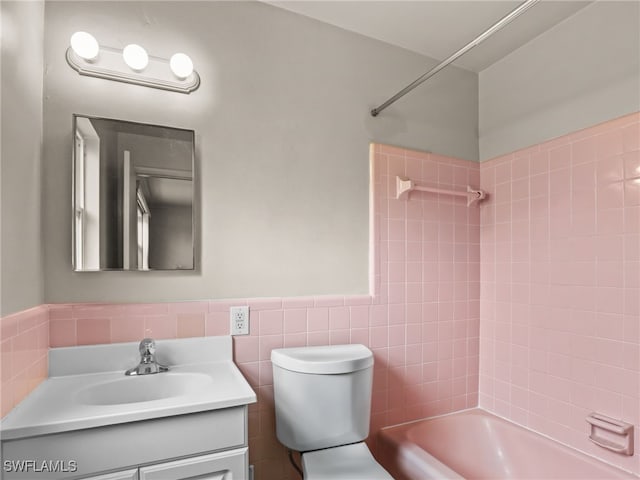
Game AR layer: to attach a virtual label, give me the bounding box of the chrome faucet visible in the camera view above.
[125,338,169,376]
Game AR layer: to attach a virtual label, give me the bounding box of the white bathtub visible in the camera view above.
[378,409,636,480]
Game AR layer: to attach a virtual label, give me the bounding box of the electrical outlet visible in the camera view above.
[230,306,250,335]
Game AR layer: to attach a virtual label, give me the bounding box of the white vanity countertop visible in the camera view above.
[0,337,256,440]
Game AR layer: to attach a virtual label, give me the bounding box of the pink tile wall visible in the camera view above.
[0,305,49,418]
[479,112,640,474]
[370,144,481,429]
[48,301,224,347]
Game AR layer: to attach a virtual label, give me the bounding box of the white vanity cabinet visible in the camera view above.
[1,338,257,480]
[138,448,247,479]
[80,470,138,480]
[79,447,247,480]
[2,406,250,480]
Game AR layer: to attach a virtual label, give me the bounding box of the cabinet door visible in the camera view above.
[138,448,248,480]
[80,469,138,480]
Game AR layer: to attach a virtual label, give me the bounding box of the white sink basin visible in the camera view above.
[0,337,257,440]
[76,372,214,405]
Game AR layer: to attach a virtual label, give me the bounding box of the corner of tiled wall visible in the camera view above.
[0,305,49,418]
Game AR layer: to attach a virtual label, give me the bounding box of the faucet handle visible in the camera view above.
[139,338,156,357]
[125,338,168,375]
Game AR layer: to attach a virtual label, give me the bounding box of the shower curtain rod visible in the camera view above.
[370,0,540,117]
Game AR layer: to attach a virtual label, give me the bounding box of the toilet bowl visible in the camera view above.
[271,344,393,479]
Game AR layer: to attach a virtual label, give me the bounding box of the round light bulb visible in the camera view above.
[123,44,148,71]
[169,53,194,79]
[70,31,99,61]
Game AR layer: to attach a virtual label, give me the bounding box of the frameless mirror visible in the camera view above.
[72,115,195,271]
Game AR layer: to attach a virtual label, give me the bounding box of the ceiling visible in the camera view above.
[145,177,193,208]
[264,1,592,72]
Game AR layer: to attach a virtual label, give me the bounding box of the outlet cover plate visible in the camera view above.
[230,306,249,335]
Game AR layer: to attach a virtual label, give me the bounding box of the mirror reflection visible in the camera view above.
[73,115,195,271]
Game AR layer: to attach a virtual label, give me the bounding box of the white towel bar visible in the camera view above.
[395,176,486,206]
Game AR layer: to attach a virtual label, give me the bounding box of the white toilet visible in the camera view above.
[271,344,394,479]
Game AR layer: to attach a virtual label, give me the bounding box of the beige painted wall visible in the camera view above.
[479,0,640,161]
[1,1,45,315]
[42,1,479,304]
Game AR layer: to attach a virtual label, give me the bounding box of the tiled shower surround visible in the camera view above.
[479,112,640,474]
[0,113,638,478]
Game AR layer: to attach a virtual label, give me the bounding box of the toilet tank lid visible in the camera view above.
[271,344,373,374]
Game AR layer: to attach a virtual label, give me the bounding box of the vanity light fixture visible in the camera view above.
[169,53,194,79]
[70,31,100,61]
[122,44,149,71]
[66,31,200,94]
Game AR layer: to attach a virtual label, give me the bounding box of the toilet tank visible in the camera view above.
[271,344,374,452]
